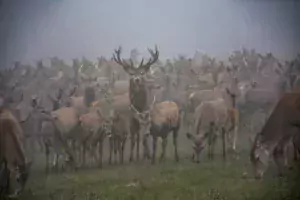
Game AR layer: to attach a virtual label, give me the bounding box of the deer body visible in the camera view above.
[112,45,159,162]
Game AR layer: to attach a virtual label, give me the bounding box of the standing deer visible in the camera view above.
[130,100,181,164]
[112,46,159,162]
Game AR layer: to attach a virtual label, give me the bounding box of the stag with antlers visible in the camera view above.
[112,46,159,162]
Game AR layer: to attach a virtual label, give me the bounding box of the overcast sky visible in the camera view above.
[0,0,299,67]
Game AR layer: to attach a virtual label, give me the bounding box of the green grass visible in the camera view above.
[20,156,298,200]
[20,124,299,200]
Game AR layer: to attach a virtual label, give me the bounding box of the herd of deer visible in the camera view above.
[1,47,300,197]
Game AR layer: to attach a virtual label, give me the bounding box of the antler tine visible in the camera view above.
[149,45,159,60]
[138,59,144,68]
[112,46,135,75]
[141,45,159,73]
[79,65,84,73]
[129,58,135,68]
[190,68,199,76]
[112,47,123,65]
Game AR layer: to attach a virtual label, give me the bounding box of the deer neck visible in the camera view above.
[129,78,148,112]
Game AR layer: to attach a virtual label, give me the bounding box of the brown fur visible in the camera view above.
[0,109,26,171]
[0,109,30,196]
[186,86,240,157]
[149,101,180,164]
[25,106,80,173]
[89,119,112,168]
[112,46,159,162]
[250,92,300,179]
[70,96,86,112]
[51,107,79,132]
[78,110,107,167]
[186,98,236,162]
[109,113,128,165]
[151,101,179,127]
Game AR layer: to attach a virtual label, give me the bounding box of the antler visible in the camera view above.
[112,46,136,75]
[190,68,200,76]
[190,68,204,83]
[208,57,216,66]
[138,45,159,74]
[113,46,159,76]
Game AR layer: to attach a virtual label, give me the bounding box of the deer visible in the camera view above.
[112,46,159,162]
[130,99,181,164]
[250,91,300,179]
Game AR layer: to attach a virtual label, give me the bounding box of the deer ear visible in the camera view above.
[251,81,257,88]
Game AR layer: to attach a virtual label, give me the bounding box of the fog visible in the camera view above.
[0,0,299,67]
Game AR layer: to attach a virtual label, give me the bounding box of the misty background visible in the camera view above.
[0,0,299,67]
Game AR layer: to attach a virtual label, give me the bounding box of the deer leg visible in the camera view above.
[88,144,93,167]
[89,142,94,167]
[273,137,291,177]
[72,141,77,161]
[232,124,239,158]
[118,139,123,165]
[129,133,135,162]
[292,136,300,163]
[142,135,150,160]
[211,133,217,161]
[191,152,195,162]
[273,146,285,177]
[82,143,86,168]
[226,124,234,155]
[160,137,167,163]
[121,136,127,164]
[28,137,35,153]
[77,143,81,166]
[293,142,298,162]
[296,148,300,166]
[91,144,97,167]
[207,131,212,161]
[109,137,113,165]
[222,127,226,162]
[173,127,179,162]
[45,142,50,175]
[85,145,90,168]
[152,136,158,164]
[118,138,122,164]
[52,153,59,173]
[99,140,103,168]
[38,137,44,152]
[81,143,85,167]
[136,131,140,161]
[210,123,216,161]
[114,138,118,165]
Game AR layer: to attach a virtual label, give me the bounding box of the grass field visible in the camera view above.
[19,124,300,200]
[20,153,300,200]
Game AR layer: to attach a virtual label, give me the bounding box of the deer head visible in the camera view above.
[31,95,39,108]
[112,46,159,86]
